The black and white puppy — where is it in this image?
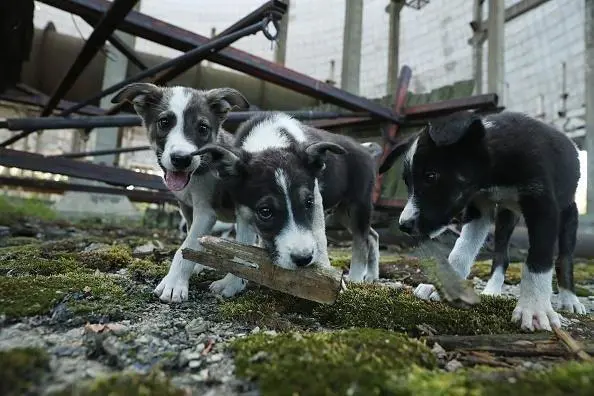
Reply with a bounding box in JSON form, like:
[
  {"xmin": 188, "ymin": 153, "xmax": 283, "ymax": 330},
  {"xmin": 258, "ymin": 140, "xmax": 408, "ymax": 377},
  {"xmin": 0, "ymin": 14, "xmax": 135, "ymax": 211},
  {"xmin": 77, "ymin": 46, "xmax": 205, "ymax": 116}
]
[
  {"xmin": 111, "ymin": 83, "xmax": 254, "ymax": 302},
  {"xmin": 379, "ymin": 110, "xmax": 586, "ymax": 332},
  {"xmin": 195, "ymin": 112, "xmax": 380, "ymax": 295}
]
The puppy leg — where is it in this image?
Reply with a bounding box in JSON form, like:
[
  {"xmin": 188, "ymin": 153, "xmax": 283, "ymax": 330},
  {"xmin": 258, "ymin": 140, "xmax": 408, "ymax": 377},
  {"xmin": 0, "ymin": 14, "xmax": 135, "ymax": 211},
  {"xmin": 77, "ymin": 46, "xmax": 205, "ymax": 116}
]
[
  {"xmin": 414, "ymin": 204, "xmax": 491, "ymax": 301},
  {"xmin": 340, "ymin": 203, "xmax": 372, "ymax": 282},
  {"xmin": 154, "ymin": 206, "xmax": 216, "ymax": 303},
  {"xmin": 312, "ymin": 179, "xmax": 331, "ymax": 267},
  {"xmin": 482, "ymin": 207, "xmax": 519, "ymax": 296},
  {"xmin": 365, "ymin": 226, "xmax": 380, "ymax": 282},
  {"xmin": 210, "ymin": 213, "xmax": 257, "ymax": 298},
  {"xmin": 555, "ymin": 202, "xmax": 586, "ymax": 314},
  {"xmin": 511, "ymin": 196, "xmax": 560, "ymax": 331}
]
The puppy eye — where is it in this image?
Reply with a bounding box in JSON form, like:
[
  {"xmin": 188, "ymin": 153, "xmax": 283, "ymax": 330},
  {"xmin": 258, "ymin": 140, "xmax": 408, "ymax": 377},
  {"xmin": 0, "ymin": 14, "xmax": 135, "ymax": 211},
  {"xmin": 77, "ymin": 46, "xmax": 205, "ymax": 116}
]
[
  {"xmin": 257, "ymin": 207, "xmax": 273, "ymax": 220},
  {"xmin": 157, "ymin": 117, "xmax": 170, "ymax": 130},
  {"xmin": 304, "ymin": 196, "xmax": 314, "ymax": 209},
  {"xmin": 424, "ymin": 171, "xmax": 439, "ymax": 183},
  {"xmin": 198, "ymin": 123, "xmax": 210, "ymax": 135}
]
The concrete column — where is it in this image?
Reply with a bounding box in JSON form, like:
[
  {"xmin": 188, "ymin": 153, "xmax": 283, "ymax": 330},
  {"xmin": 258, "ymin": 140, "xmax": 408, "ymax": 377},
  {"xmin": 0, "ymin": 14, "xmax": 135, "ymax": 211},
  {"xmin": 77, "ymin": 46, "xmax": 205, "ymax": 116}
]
[
  {"xmin": 386, "ymin": 0, "xmax": 404, "ymax": 96},
  {"xmin": 470, "ymin": 0, "xmax": 486, "ymax": 94},
  {"xmin": 585, "ymin": 0, "xmax": 594, "ymax": 215},
  {"xmin": 340, "ymin": 0, "xmax": 363, "ymax": 94},
  {"xmin": 487, "ymin": 0, "xmax": 505, "ymax": 104},
  {"xmin": 274, "ymin": 0, "xmax": 290, "ymax": 65}
]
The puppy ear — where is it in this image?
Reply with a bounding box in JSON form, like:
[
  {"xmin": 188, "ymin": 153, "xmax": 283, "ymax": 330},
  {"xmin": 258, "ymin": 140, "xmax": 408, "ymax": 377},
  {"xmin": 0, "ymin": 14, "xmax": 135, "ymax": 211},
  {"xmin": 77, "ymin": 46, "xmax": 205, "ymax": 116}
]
[
  {"xmin": 205, "ymin": 88, "xmax": 250, "ymax": 121},
  {"xmin": 111, "ymin": 83, "xmax": 161, "ymax": 111},
  {"xmin": 194, "ymin": 143, "xmax": 246, "ymax": 178},
  {"xmin": 303, "ymin": 142, "xmax": 347, "ymax": 174},
  {"xmin": 378, "ymin": 133, "xmax": 418, "ymax": 174},
  {"xmin": 428, "ymin": 114, "xmax": 486, "ymax": 147}
]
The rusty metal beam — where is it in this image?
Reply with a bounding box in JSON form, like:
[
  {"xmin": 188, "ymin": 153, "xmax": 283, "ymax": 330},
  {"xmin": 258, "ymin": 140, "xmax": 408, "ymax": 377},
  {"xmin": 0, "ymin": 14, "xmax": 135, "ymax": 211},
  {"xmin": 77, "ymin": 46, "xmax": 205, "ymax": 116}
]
[
  {"xmin": 82, "ymin": 15, "xmax": 148, "ymax": 71},
  {"xmin": 0, "ymin": 90, "xmax": 106, "ymax": 116},
  {"xmin": 0, "ymin": 111, "xmax": 370, "ymax": 131},
  {"xmin": 37, "ymin": 0, "xmax": 400, "ymax": 123},
  {"xmin": 0, "ymin": 147, "xmax": 166, "ymax": 190},
  {"xmin": 403, "ymin": 93, "xmax": 499, "ymax": 121},
  {"xmin": 49, "ymin": 145, "xmax": 152, "ymax": 158},
  {"xmin": 40, "ymin": 0, "xmax": 138, "ymax": 117},
  {"xmin": 60, "ymin": 16, "xmax": 277, "ymax": 117},
  {"xmin": 0, "ymin": 0, "xmax": 139, "ymax": 148},
  {"xmin": 0, "ymin": 176, "xmax": 174, "ymax": 203}
]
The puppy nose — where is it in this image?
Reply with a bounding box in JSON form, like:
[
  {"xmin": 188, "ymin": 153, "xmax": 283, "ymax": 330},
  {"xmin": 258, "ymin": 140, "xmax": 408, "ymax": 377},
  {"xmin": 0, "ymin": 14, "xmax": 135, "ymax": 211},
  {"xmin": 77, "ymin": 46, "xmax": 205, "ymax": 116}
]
[
  {"xmin": 291, "ymin": 253, "xmax": 313, "ymax": 267},
  {"xmin": 399, "ymin": 219, "xmax": 415, "ymax": 234},
  {"xmin": 170, "ymin": 153, "xmax": 192, "ymax": 169}
]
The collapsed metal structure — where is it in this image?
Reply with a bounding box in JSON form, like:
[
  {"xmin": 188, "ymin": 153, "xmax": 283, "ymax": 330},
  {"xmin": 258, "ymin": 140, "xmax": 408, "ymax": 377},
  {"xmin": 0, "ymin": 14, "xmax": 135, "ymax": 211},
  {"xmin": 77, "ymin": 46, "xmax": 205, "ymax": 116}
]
[{"xmin": 0, "ymin": 0, "xmax": 500, "ymax": 209}]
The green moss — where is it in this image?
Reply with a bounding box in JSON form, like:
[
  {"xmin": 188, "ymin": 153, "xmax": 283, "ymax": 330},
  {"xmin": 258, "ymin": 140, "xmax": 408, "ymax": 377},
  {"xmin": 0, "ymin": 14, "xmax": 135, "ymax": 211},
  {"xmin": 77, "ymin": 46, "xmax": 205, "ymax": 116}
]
[
  {"xmin": 0, "ymin": 196, "xmax": 57, "ymax": 225},
  {"xmin": 314, "ymin": 284, "xmax": 518, "ymax": 335},
  {"xmin": 472, "ymin": 261, "xmax": 594, "ymax": 287},
  {"xmin": 50, "ymin": 370, "xmax": 185, "ymax": 396},
  {"xmin": 575, "ymin": 286, "xmax": 592, "ymax": 297},
  {"xmin": 77, "ymin": 245, "xmax": 134, "ymax": 272},
  {"xmin": 232, "ymin": 328, "xmax": 437, "ymax": 396},
  {"xmin": 220, "ymin": 284, "xmax": 517, "ymax": 335},
  {"xmin": 0, "ymin": 242, "xmax": 140, "ymax": 277},
  {"xmin": 219, "ymin": 289, "xmax": 319, "ymax": 331},
  {"xmin": 0, "ymin": 347, "xmax": 50, "ymax": 396},
  {"xmin": 387, "ymin": 361, "xmax": 594, "ymax": 396},
  {"xmin": 0, "ymin": 236, "xmax": 41, "ymax": 248},
  {"xmin": 0, "ymin": 273, "xmax": 151, "ymax": 320}
]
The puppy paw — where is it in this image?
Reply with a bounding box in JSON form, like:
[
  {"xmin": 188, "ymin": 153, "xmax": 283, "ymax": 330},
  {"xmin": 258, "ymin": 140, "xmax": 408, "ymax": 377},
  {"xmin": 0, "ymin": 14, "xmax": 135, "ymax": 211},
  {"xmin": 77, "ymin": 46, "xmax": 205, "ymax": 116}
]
[
  {"xmin": 511, "ymin": 300, "xmax": 561, "ymax": 332},
  {"xmin": 154, "ymin": 275, "xmax": 189, "ymax": 303},
  {"xmin": 414, "ymin": 283, "xmax": 441, "ymax": 301},
  {"xmin": 480, "ymin": 285, "xmax": 502, "ymax": 296},
  {"xmin": 362, "ymin": 272, "xmax": 378, "ymax": 283},
  {"xmin": 209, "ymin": 274, "xmax": 247, "ymax": 298},
  {"xmin": 345, "ymin": 269, "xmax": 366, "ymax": 283},
  {"xmin": 557, "ymin": 289, "xmax": 587, "ymax": 315}
]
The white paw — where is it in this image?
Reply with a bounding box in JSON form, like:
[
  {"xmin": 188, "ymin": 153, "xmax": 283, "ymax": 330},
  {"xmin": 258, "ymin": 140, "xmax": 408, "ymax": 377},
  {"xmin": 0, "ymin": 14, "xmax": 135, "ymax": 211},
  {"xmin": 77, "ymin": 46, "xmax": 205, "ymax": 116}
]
[
  {"xmin": 511, "ymin": 299, "xmax": 561, "ymax": 332},
  {"xmin": 414, "ymin": 283, "xmax": 441, "ymax": 301},
  {"xmin": 209, "ymin": 274, "xmax": 247, "ymax": 298},
  {"xmin": 557, "ymin": 289, "xmax": 587, "ymax": 315},
  {"xmin": 345, "ymin": 267, "xmax": 366, "ymax": 283},
  {"xmin": 193, "ymin": 263, "xmax": 206, "ymax": 274},
  {"xmin": 362, "ymin": 272, "xmax": 378, "ymax": 283},
  {"xmin": 480, "ymin": 284, "xmax": 502, "ymax": 296},
  {"xmin": 154, "ymin": 275, "xmax": 189, "ymax": 303}
]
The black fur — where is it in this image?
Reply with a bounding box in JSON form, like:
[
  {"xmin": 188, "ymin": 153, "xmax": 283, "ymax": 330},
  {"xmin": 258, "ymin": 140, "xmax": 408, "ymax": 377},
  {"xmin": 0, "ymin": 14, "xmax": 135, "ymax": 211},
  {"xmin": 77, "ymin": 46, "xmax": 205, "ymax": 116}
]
[{"xmin": 380, "ymin": 110, "xmax": 583, "ymax": 320}]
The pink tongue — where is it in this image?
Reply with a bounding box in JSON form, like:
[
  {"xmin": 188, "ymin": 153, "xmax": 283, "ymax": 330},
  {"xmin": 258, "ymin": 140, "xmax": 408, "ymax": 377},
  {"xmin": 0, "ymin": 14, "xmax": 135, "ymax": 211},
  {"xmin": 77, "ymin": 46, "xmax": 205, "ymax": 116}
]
[{"xmin": 165, "ymin": 171, "xmax": 190, "ymax": 191}]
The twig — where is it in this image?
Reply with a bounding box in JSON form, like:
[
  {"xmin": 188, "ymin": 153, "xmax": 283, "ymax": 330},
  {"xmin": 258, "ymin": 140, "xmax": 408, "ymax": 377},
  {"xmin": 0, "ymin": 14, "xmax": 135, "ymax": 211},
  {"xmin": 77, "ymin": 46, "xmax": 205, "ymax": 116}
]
[
  {"xmin": 182, "ymin": 236, "xmax": 344, "ymax": 304},
  {"xmin": 552, "ymin": 325, "xmax": 593, "ymax": 362}
]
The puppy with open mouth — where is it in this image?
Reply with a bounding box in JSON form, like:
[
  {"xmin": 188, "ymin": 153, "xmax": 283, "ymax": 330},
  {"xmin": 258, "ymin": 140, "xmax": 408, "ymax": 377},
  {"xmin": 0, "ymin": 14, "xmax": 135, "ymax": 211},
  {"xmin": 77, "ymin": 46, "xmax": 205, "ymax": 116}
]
[
  {"xmin": 379, "ymin": 110, "xmax": 587, "ymax": 331},
  {"xmin": 111, "ymin": 83, "xmax": 255, "ymax": 302},
  {"xmin": 194, "ymin": 112, "xmax": 381, "ymax": 296}
]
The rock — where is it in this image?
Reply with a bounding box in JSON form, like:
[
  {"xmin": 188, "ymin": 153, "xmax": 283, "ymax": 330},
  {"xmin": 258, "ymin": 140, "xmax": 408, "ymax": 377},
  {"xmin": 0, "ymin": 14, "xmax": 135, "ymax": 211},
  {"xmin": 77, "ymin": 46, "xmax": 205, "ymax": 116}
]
[
  {"xmin": 133, "ymin": 241, "xmax": 163, "ymax": 257},
  {"xmin": 431, "ymin": 342, "xmax": 447, "ymax": 359},
  {"xmin": 189, "ymin": 360, "xmax": 202, "ymax": 370},
  {"xmin": 207, "ymin": 353, "xmax": 223, "ymax": 363},
  {"xmin": 187, "ymin": 318, "xmax": 211, "ymax": 335},
  {"xmin": 445, "ymin": 359, "xmax": 463, "ymax": 372},
  {"xmin": 83, "ymin": 242, "xmax": 111, "ymax": 253},
  {"xmin": 0, "ymin": 226, "xmax": 11, "ymax": 237}
]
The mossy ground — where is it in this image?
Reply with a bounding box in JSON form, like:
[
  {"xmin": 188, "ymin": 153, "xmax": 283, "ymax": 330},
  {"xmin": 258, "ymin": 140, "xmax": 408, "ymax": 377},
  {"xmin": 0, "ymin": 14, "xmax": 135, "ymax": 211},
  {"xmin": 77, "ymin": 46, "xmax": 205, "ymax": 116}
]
[
  {"xmin": 232, "ymin": 329, "xmax": 594, "ymax": 396},
  {"xmin": 232, "ymin": 328, "xmax": 438, "ymax": 396},
  {"xmin": 0, "ymin": 195, "xmax": 57, "ymax": 226},
  {"xmin": 0, "ymin": 347, "xmax": 50, "ymax": 396},
  {"xmin": 49, "ymin": 370, "xmax": 186, "ymax": 396},
  {"xmin": 1, "ymin": 200, "xmax": 593, "ymax": 395},
  {"xmin": 220, "ymin": 283, "xmax": 519, "ymax": 335}
]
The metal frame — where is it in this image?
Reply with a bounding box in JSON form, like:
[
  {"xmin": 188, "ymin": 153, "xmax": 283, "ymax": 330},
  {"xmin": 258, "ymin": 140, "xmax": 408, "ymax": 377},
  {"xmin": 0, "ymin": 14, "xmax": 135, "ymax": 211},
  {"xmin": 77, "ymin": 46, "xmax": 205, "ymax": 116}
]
[{"xmin": 0, "ymin": 0, "xmax": 500, "ymax": 212}]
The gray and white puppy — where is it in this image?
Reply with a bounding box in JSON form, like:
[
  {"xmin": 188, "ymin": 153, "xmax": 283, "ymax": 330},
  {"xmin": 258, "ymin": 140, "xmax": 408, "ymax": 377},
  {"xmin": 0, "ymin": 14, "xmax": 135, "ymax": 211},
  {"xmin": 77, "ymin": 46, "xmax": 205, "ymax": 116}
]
[
  {"xmin": 195, "ymin": 112, "xmax": 381, "ymax": 296},
  {"xmin": 112, "ymin": 83, "xmax": 254, "ymax": 302}
]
